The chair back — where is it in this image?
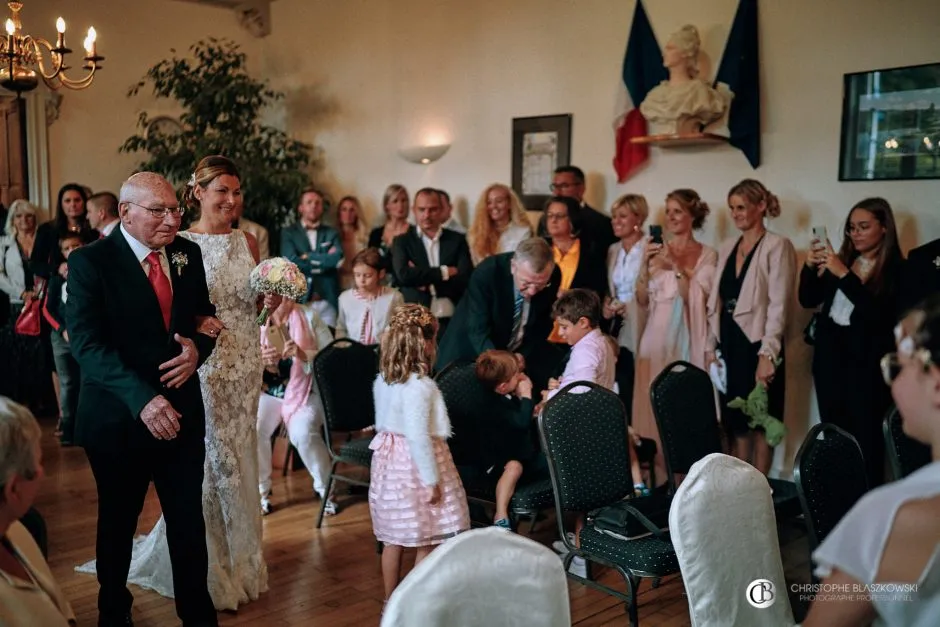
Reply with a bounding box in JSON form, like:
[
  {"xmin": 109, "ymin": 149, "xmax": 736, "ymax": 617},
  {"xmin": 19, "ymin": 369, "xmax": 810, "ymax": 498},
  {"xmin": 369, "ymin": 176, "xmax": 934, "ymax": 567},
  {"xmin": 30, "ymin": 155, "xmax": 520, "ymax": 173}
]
[
  {"xmin": 793, "ymin": 423, "xmax": 868, "ymax": 551},
  {"xmin": 538, "ymin": 382, "xmax": 633, "ymax": 513},
  {"xmin": 650, "ymin": 361, "xmax": 723, "ymax": 489},
  {"xmin": 380, "ymin": 527, "xmax": 571, "ymax": 627},
  {"xmin": 669, "ymin": 453, "xmax": 795, "ymax": 627},
  {"xmin": 883, "ymin": 405, "xmax": 931, "ymax": 481},
  {"xmin": 434, "ymin": 360, "xmax": 490, "ymax": 467},
  {"xmin": 314, "ymin": 338, "xmax": 378, "ymax": 436}
]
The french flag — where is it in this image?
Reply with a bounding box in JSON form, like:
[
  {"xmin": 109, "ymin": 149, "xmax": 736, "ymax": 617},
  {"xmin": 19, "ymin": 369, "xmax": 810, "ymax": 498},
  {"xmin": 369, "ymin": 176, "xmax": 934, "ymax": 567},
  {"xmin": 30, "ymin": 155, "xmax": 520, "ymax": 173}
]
[{"xmin": 612, "ymin": 0, "xmax": 667, "ymax": 183}]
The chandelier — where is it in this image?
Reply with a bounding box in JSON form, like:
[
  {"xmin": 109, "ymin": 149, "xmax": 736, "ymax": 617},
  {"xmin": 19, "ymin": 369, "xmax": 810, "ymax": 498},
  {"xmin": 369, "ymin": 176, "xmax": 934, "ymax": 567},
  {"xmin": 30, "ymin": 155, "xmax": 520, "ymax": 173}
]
[{"xmin": 0, "ymin": 1, "xmax": 103, "ymax": 94}]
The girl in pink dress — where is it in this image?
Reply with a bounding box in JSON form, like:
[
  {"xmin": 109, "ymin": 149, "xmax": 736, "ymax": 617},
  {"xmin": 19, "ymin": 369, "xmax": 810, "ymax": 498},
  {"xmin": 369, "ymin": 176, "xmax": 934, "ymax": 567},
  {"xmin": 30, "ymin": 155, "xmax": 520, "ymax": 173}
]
[{"xmin": 369, "ymin": 304, "xmax": 470, "ymax": 600}]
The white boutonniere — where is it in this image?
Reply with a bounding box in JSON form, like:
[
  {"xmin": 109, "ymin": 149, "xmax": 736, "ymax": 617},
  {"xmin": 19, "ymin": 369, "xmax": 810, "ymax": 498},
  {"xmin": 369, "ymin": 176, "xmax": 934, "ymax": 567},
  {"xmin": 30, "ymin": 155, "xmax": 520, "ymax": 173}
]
[
  {"xmin": 171, "ymin": 251, "xmax": 188, "ymax": 276},
  {"xmin": 933, "ymin": 256, "xmax": 940, "ymax": 269}
]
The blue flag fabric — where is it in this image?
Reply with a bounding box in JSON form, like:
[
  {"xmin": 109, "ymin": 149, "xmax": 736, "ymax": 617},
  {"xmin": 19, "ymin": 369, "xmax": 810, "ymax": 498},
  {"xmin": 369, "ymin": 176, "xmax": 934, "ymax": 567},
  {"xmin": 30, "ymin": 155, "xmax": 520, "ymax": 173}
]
[{"xmin": 715, "ymin": 0, "xmax": 761, "ymax": 169}]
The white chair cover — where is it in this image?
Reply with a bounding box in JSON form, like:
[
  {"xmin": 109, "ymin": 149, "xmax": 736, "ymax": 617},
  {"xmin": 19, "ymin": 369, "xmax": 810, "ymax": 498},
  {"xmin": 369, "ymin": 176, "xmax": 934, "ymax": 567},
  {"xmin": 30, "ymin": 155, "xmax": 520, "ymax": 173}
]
[
  {"xmin": 380, "ymin": 528, "xmax": 571, "ymax": 627},
  {"xmin": 669, "ymin": 453, "xmax": 796, "ymax": 627}
]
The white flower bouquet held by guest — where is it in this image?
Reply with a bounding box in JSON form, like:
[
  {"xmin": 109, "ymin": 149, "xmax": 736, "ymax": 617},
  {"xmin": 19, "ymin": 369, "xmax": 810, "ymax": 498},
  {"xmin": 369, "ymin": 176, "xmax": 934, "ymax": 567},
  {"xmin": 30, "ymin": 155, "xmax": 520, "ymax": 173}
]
[{"xmin": 250, "ymin": 257, "xmax": 307, "ymax": 325}]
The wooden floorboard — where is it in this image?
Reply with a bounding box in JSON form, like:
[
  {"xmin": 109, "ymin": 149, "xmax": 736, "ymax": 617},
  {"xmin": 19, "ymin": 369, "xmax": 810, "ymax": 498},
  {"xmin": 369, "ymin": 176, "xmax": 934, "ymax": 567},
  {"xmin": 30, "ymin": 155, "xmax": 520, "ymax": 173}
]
[{"xmin": 32, "ymin": 416, "xmax": 810, "ymax": 626}]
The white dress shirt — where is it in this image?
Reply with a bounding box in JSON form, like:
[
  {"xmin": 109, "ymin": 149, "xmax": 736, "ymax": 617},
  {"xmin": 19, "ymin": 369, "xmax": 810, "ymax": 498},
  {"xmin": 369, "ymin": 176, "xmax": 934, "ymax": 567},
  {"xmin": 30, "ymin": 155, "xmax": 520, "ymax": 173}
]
[
  {"xmin": 120, "ymin": 224, "xmax": 172, "ymax": 293},
  {"xmin": 100, "ymin": 220, "xmax": 119, "ymax": 237},
  {"xmin": 417, "ymin": 226, "xmax": 455, "ymax": 318}
]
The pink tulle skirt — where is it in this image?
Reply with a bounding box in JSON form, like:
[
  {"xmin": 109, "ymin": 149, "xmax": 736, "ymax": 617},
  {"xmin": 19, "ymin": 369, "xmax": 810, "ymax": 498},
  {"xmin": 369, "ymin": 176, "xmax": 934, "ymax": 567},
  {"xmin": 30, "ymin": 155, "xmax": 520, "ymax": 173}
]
[{"xmin": 368, "ymin": 431, "xmax": 470, "ymax": 547}]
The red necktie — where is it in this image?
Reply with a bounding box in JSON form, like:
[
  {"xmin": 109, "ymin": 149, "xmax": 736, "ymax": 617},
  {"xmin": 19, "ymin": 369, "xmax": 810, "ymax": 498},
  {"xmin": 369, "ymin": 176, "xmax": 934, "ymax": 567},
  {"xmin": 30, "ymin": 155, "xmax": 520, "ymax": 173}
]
[{"xmin": 146, "ymin": 251, "xmax": 172, "ymax": 330}]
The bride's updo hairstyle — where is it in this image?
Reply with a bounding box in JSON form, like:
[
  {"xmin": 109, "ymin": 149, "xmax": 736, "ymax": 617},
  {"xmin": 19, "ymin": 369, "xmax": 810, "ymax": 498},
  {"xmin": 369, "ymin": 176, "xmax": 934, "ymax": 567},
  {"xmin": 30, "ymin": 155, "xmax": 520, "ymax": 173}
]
[
  {"xmin": 182, "ymin": 155, "xmax": 241, "ymax": 212},
  {"xmin": 379, "ymin": 304, "xmax": 438, "ymax": 384}
]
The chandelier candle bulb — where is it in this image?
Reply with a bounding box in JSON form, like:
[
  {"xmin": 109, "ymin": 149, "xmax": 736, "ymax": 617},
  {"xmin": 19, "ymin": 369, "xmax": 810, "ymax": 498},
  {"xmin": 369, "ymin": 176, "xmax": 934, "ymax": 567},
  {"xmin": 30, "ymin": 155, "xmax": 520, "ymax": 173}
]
[
  {"xmin": 55, "ymin": 17, "xmax": 64, "ymax": 49},
  {"xmin": 83, "ymin": 27, "xmax": 96, "ymax": 57}
]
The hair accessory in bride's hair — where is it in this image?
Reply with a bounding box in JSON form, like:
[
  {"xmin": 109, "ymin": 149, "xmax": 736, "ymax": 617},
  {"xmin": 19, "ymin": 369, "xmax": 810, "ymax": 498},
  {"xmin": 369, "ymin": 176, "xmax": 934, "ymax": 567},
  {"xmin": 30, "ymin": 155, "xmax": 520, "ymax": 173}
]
[
  {"xmin": 187, "ymin": 173, "xmax": 197, "ymax": 188},
  {"xmin": 389, "ymin": 304, "xmax": 436, "ymax": 332}
]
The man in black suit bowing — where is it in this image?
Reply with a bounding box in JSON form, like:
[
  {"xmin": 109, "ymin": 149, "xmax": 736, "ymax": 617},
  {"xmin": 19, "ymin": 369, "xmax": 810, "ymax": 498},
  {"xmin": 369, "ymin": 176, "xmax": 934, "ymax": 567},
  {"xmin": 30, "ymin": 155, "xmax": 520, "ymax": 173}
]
[
  {"xmin": 66, "ymin": 173, "xmax": 218, "ymax": 627},
  {"xmin": 900, "ymin": 238, "xmax": 940, "ymax": 314},
  {"xmin": 436, "ymin": 237, "xmax": 562, "ymax": 390},
  {"xmin": 391, "ymin": 188, "xmax": 473, "ymax": 338}
]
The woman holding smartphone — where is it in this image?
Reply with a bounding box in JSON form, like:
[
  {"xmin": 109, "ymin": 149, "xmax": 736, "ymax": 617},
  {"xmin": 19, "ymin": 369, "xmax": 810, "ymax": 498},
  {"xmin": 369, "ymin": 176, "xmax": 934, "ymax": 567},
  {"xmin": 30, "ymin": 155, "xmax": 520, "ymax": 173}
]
[
  {"xmin": 706, "ymin": 180, "xmax": 796, "ymax": 475},
  {"xmin": 633, "ymin": 189, "xmax": 716, "ymax": 486},
  {"xmin": 799, "ymin": 197, "xmax": 904, "ymax": 488},
  {"xmin": 604, "ymin": 194, "xmax": 650, "ymax": 416}
]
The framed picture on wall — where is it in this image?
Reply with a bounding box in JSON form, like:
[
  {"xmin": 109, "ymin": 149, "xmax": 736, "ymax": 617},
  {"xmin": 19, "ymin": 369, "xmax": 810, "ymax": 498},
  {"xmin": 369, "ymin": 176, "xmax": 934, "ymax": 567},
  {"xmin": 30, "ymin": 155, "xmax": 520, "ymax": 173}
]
[
  {"xmin": 511, "ymin": 114, "xmax": 572, "ymax": 211},
  {"xmin": 839, "ymin": 61, "xmax": 940, "ymax": 181}
]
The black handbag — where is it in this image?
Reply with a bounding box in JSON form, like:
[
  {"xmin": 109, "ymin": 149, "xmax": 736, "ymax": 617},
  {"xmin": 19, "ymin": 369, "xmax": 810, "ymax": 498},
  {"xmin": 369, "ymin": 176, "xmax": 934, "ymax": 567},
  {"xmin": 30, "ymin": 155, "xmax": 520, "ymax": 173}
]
[{"xmin": 588, "ymin": 497, "xmax": 670, "ymax": 541}]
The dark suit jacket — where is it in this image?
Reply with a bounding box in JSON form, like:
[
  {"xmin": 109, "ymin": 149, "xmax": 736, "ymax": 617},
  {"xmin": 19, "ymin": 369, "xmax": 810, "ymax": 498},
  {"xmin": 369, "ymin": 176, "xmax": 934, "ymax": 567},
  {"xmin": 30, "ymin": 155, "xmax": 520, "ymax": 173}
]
[
  {"xmin": 66, "ymin": 230, "xmax": 217, "ymax": 450},
  {"xmin": 537, "ymin": 202, "xmax": 616, "ymax": 248},
  {"xmin": 436, "ymin": 252, "xmax": 561, "ymax": 370},
  {"xmin": 473, "ymin": 393, "xmax": 538, "ymax": 472},
  {"xmin": 900, "ymin": 239, "xmax": 940, "ymax": 314},
  {"xmin": 391, "ymin": 226, "xmax": 473, "ymax": 308},
  {"xmin": 280, "ymin": 222, "xmax": 342, "ymax": 309}
]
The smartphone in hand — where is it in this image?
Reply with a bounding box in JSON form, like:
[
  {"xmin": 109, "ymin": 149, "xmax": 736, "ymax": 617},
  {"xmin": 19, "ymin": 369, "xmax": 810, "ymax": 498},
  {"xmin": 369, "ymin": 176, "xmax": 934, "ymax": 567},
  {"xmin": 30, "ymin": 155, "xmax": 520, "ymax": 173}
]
[
  {"xmin": 649, "ymin": 224, "xmax": 664, "ymax": 245},
  {"xmin": 811, "ymin": 226, "xmax": 827, "ymax": 249}
]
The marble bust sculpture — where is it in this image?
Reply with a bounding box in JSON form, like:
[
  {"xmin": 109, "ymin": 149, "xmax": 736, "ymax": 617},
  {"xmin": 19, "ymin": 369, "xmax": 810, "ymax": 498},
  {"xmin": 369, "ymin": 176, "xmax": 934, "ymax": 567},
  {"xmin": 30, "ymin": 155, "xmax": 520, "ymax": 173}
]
[{"xmin": 639, "ymin": 25, "xmax": 733, "ymax": 136}]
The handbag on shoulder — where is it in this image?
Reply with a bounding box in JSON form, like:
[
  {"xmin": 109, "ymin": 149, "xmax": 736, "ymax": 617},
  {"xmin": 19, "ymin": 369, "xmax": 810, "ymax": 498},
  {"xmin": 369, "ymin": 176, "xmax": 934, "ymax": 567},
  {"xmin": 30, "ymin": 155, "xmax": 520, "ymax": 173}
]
[{"xmin": 14, "ymin": 278, "xmax": 47, "ymax": 337}]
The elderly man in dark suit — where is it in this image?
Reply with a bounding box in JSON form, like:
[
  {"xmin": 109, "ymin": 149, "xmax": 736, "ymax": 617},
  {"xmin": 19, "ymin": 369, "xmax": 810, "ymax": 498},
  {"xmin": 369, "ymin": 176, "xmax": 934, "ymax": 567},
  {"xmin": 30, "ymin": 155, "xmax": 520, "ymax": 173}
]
[
  {"xmin": 280, "ymin": 187, "xmax": 343, "ymax": 327},
  {"xmin": 391, "ymin": 188, "xmax": 473, "ymax": 338},
  {"xmin": 66, "ymin": 172, "xmax": 218, "ymax": 627},
  {"xmin": 436, "ymin": 237, "xmax": 562, "ymax": 390}
]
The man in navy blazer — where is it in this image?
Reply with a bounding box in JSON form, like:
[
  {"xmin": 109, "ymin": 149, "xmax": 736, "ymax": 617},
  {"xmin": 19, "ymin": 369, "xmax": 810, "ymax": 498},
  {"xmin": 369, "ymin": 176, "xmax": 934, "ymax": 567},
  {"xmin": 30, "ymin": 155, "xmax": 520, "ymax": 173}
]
[{"xmin": 280, "ymin": 187, "xmax": 342, "ymax": 327}]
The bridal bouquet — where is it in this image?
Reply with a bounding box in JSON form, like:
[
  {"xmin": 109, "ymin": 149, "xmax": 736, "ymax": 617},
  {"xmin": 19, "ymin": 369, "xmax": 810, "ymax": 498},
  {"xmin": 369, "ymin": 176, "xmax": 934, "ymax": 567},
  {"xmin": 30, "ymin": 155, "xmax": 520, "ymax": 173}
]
[
  {"xmin": 726, "ymin": 383, "xmax": 787, "ymax": 447},
  {"xmin": 249, "ymin": 257, "xmax": 307, "ymax": 325}
]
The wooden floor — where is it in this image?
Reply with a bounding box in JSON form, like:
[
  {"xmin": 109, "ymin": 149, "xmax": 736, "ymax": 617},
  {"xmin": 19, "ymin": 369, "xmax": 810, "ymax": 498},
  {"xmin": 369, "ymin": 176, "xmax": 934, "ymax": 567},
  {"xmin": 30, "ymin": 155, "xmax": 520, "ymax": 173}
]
[{"xmin": 34, "ymin": 416, "xmax": 811, "ymax": 626}]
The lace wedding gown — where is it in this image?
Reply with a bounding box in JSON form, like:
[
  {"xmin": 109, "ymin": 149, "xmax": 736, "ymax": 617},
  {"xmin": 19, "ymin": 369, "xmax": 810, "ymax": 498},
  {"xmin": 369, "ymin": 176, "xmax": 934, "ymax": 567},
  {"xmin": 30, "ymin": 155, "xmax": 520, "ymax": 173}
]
[{"xmin": 77, "ymin": 230, "xmax": 268, "ymax": 610}]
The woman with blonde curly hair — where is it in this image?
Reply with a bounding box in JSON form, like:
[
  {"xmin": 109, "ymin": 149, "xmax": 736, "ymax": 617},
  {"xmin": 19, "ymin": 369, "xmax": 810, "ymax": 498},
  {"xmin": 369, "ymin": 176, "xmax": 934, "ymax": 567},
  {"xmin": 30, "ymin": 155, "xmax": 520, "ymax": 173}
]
[
  {"xmin": 369, "ymin": 304, "xmax": 469, "ymax": 599},
  {"xmin": 467, "ymin": 184, "xmax": 532, "ymax": 266}
]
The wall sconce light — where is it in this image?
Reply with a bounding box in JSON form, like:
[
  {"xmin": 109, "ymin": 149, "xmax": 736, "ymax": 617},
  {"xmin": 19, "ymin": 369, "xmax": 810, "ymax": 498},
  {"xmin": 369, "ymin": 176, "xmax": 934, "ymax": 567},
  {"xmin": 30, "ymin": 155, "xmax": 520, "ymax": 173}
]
[{"xmin": 398, "ymin": 144, "xmax": 450, "ymax": 165}]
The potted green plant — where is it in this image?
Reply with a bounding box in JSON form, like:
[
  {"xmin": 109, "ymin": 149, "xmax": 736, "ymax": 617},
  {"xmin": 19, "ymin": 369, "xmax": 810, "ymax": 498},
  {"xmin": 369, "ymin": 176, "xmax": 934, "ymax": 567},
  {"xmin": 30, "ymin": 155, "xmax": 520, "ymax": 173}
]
[{"xmin": 120, "ymin": 37, "xmax": 318, "ymax": 248}]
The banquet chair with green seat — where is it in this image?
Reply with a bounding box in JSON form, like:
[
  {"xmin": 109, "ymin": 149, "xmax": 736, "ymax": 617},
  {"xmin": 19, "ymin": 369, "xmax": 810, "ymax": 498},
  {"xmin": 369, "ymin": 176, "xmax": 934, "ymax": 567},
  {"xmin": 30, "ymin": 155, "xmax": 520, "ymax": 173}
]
[
  {"xmin": 650, "ymin": 360, "xmax": 802, "ymax": 520},
  {"xmin": 538, "ymin": 381, "xmax": 679, "ymax": 627},
  {"xmin": 313, "ymin": 338, "xmax": 379, "ymax": 528},
  {"xmin": 435, "ymin": 360, "xmax": 554, "ymax": 532},
  {"xmin": 883, "ymin": 405, "xmax": 931, "ymax": 481}
]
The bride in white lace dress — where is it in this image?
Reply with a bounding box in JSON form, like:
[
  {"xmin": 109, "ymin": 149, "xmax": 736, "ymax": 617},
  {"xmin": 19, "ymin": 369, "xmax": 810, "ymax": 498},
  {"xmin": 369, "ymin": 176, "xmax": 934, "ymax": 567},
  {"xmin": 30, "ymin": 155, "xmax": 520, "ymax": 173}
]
[{"xmin": 79, "ymin": 156, "xmax": 274, "ymax": 610}]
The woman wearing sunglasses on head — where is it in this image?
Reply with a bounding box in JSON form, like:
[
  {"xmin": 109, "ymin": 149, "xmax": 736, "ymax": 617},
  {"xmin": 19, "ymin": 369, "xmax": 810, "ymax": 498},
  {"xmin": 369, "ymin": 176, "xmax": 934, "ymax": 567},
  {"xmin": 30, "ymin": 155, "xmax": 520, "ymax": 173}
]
[{"xmin": 803, "ymin": 294, "xmax": 940, "ymax": 627}]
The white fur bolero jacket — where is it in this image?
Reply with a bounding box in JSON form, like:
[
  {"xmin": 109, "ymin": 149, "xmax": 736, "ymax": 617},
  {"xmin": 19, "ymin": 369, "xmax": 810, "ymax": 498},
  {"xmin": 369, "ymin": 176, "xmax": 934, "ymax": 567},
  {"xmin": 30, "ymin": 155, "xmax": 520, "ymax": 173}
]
[{"xmin": 373, "ymin": 373, "xmax": 452, "ymax": 485}]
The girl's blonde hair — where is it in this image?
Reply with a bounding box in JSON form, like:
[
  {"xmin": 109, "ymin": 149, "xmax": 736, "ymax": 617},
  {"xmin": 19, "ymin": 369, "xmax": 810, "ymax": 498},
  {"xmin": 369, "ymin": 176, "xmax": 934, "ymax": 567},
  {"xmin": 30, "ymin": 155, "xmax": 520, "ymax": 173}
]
[
  {"xmin": 379, "ymin": 304, "xmax": 438, "ymax": 384},
  {"xmin": 468, "ymin": 183, "xmax": 531, "ymax": 262}
]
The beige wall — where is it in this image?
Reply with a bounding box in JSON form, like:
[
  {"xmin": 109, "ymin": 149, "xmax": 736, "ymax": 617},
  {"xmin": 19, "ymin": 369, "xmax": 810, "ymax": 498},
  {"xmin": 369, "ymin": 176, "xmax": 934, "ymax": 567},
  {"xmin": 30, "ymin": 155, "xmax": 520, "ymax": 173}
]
[
  {"xmin": 27, "ymin": 0, "xmax": 257, "ymax": 197},
  {"xmin": 27, "ymin": 0, "xmax": 940, "ymax": 473}
]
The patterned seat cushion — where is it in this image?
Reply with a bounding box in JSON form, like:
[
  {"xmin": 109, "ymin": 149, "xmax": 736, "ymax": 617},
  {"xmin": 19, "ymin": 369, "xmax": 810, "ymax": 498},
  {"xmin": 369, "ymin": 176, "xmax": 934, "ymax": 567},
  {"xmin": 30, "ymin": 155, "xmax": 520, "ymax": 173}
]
[
  {"xmin": 579, "ymin": 525, "xmax": 680, "ymax": 577},
  {"xmin": 339, "ymin": 437, "xmax": 373, "ymax": 467},
  {"xmin": 462, "ymin": 474, "xmax": 554, "ymax": 512}
]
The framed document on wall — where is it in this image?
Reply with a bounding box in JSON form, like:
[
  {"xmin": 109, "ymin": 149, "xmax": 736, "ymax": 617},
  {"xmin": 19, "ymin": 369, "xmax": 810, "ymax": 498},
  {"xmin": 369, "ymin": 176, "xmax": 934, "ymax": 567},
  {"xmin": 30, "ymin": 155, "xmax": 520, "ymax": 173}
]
[{"xmin": 511, "ymin": 114, "xmax": 572, "ymax": 211}]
